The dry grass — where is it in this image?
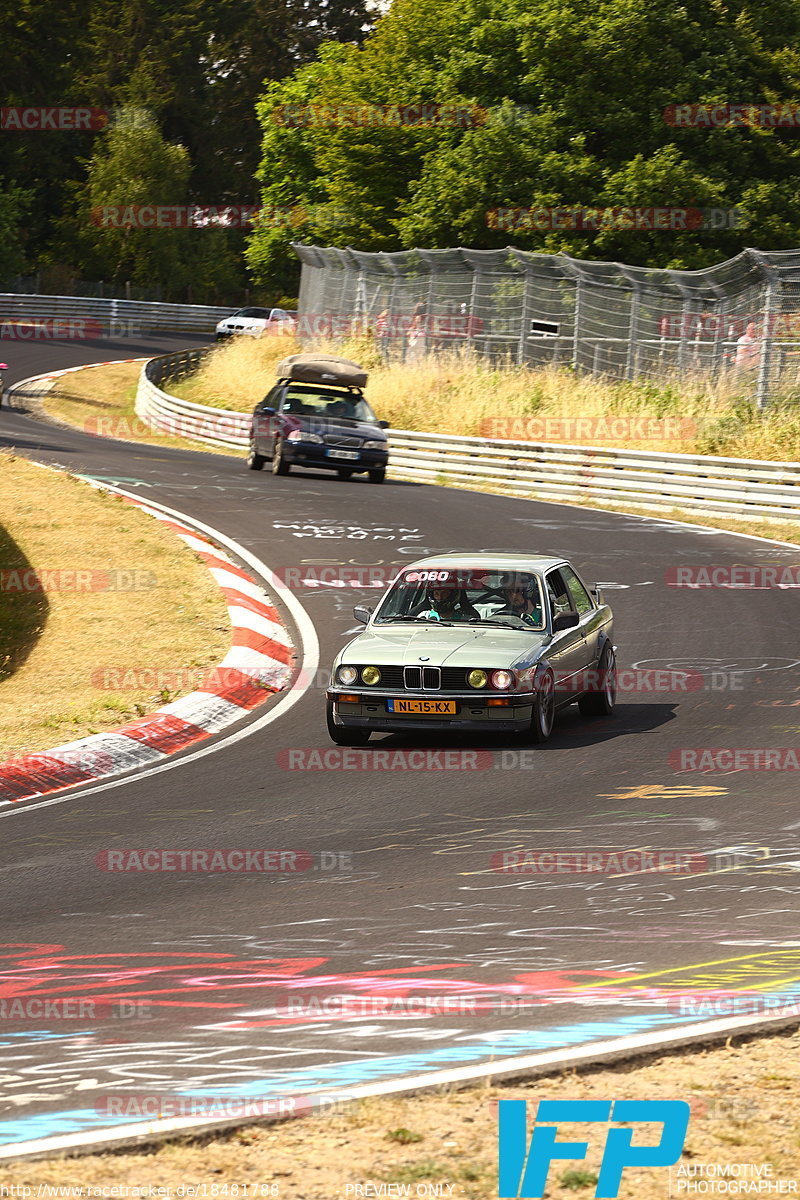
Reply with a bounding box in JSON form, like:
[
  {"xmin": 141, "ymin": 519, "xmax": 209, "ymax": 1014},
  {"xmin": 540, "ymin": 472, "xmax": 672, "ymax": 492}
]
[
  {"xmin": 0, "ymin": 453, "xmax": 230, "ymax": 759},
  {"xmin": 170, "ymin": 334, "xmax": 800, "ymax": 461},
  {"xmin": 42, "ymin": 360, "xmax": 241, "ymax": 457},
  {"xmin": 2, "ymin": 1025, "xmax": 799, "ymax": 1197}
]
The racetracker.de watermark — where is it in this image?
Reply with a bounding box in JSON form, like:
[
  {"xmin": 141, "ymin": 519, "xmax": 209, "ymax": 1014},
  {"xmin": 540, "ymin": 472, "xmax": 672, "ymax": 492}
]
[
  {"xmin": 666, "ymin": 991, "xmax": 800, "ymax": 1018},
  {"xmin": 89, "ymin": 204, "xmax": 349, "ymax": 229},
  {"xmin": 665, "ymin": 565, "xmax": 800, "ymax": 588},
  {"xmin": 94, "ymin": 849, "xmax": 352, "ymax": 872},
  {"xmin": 671, "ymin": 749, "xmax": 800, "ymax": 771},
  {"xmin": 665, "ymin": 102, "xmax": 800, "ymax": 127},
  {"xmin": 90, "ymin": 666, "xmax": 278, "ymax": 691},
  {"xmin": 1, "ymin": 319, "xmax": 108, "ymax": 341},
  {"xmin": 1, "ymin": 106, "xmax": 109, "ymax": 131},
  {"xmin": 0, "ymin": 998, "xmax": 152, "ymax": 1020},
  {"xmin": 486, "ymin": 206, "xmax": 744, "ymax": 232},
  {"xmin": 268, "ymin": 102, "xmax": 532, "ymax": 128},
  {"xmin": 94, "ymin": 1092, "xmax": 349, "ymax": 1119},
  {"xmin": 0, "ymin": 568, "xmax": 157, "ymax": 592},
  {"xmin": 480, "ymin": 416, "xmax": 697, "ymax": 442},
  {"xmin": 83, "ymin": 413, "xmax": 247, "ymax": 440},
  {"xmin": 491, "ymin": 849, "xmax": 709, "ymax": 874},
  {"xmin": 312, "ymin": 666, "xmax": 744, "ymax": 692}
]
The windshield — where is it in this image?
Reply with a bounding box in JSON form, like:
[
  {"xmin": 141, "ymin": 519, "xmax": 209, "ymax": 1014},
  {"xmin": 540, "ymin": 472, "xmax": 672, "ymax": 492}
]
[
  {"xmin": 374, "ymin": 568, "xmax": 546, "ymax": 630},
  {"xmin": 281, "ymin": 388, "xmax": 379, "ymax": 424}
]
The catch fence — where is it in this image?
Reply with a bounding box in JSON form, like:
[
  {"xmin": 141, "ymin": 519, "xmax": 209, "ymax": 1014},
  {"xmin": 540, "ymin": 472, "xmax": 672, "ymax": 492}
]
[{"xmin": 293, "ymin": 244, "xmax": 800, "ymax": 407}]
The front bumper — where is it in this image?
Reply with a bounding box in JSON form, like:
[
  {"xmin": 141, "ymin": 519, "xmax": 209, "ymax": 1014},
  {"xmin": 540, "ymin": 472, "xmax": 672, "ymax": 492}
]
[
  {"xmin": 284, "ymin": 445, "xmax": 389, "ymax": 471},
  {"xmin": 327, "ymin": 690, "xmax": 534, "ymax": 733}
]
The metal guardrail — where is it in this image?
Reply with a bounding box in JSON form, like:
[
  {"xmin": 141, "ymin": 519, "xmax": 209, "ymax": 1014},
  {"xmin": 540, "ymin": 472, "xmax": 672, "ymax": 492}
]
[
  {"xmin": 136, "ymin": 350, "xmax": 800, "ymax": 520},
  {"xmin": 0, "ymin": 292, "xmax": 234, "ymax": 335}
]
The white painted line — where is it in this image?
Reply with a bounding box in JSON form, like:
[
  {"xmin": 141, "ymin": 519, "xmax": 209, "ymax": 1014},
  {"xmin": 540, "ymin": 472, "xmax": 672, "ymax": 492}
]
[{"xmin": 2, "ymin": 1007, "xmax": 799, "ymax": 1163}]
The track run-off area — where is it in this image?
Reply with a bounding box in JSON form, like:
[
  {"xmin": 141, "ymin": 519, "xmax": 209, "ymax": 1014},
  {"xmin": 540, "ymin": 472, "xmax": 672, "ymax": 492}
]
[{"xmin": 0, "ymin": 333, "xmax": 799, "ymax": 1159}]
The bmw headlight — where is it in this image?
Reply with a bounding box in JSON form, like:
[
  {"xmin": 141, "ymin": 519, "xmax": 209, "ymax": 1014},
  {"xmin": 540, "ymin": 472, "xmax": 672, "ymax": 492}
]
[
  {"xmin": 338, "ymin": 665, "xmax": 358, "ymax": 685},
  {"xmin": 468, "ymin": 669, "xmax": 488, "ymax": 688},
  {"xmin": 491, "ymin": 669, "xmax": 514, "ymax": 690},
  {"xmin": 361, "ymin": 439, "xmax": 385, "ymax": 450},
  {"xmin": 361, "ymin": 666, "xmax": 381, "ymax": 685},
  {"xmin": 287, "ymin": 430, "xmax": 323, "ymax": 443}
]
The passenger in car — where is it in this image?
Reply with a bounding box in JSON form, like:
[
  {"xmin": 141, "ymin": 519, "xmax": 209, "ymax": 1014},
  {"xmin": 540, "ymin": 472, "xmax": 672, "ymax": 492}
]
[{"xmin": 497, "ymin": 580, "xmax": 544, "ymax": 626}]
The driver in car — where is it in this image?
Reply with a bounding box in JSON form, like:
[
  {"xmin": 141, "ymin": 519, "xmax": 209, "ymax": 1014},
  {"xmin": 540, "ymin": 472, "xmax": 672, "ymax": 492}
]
[
  {"xmin": 415, "ymin": 584, "xmax": 479, "ymax": 622},
  {"xmin": 497, "ymin": 579, "xmax": 543, "ymax": 626}
]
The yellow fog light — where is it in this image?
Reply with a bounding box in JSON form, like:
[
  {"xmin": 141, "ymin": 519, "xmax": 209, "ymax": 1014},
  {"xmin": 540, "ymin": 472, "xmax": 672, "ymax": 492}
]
[
  {"xmin": 468, "ymin": 669, "xmax": 488, "ymax": 688},
  {"xmin": 361, "ymin": 665, "xmax": 381, "ymax": 685}
]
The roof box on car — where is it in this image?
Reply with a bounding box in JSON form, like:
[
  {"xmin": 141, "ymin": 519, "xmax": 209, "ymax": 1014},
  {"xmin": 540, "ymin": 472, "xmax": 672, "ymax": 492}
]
[{"xmin": 276, "ymin": 352, "xmax": 368, "ymax": 389}]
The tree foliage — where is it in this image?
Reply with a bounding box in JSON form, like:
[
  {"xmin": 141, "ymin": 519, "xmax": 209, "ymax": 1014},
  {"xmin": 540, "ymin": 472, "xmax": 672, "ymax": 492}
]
[
  {"xmin": 0, "ymin": 0, "xmax": 370, "ymax": 295},
  {"xmin": 248, "ymin": 0, "xmax": 800, "ymax": 287}
]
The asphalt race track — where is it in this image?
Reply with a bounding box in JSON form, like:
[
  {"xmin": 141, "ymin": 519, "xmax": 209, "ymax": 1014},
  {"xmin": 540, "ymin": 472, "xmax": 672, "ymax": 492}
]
[{"xmin": 0, "ymin": 335, "xmax": 799, "ymax": 1154}]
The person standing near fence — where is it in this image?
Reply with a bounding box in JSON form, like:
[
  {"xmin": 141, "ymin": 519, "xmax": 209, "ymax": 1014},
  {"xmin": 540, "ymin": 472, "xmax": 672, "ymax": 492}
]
[
  {"xmin": 406, "ymin": 301, "xmax": 428, "ymax": 361},
  {"xmin": 735, "ymin": 320, "xmax": 761, "ymax": 369},
  {"xmin": 374, "ymin": 308, "xmax": 390, "ymax": 358}
]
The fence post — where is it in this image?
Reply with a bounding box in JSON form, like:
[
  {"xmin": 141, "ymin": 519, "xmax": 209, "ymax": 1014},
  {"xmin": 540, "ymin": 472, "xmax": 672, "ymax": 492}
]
[
  {"xmin": 517, "ymin": 269, "xmax": 532, "ymax": 366},
  {"xmin": 625, "ymin": 284, "xmax": 641, "ymax": 380},
  {"xmin": 572, "ymin": 276, "xmax": 582, "ymax": 370},
  {"xmin": 756, "ymin": 278, "xmax": 777, "ymax": 410}
]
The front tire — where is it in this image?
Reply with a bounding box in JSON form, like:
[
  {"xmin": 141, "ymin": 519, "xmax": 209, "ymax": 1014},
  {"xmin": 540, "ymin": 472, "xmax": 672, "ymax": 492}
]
[
  {"xmin": 247, "ymin": 440, "xmax": 265, "ymax": 471},
  {"xmin": 526, "ymin": 670, "xmax": 555, "ymax": 743},
  {"xmin": 578, "ymin": 645, "xmax": 617, "ymax": 716},
  {"xmin": 368, "ymin": 467, "xmax": 386, "ymax": 484},
  {"xmin": 326, "ymin": 701, "xmax": 371, "ymax": 746},
  {"xmin": 272, "ymin": 438, "xmax": 291, "ymax": 475}
]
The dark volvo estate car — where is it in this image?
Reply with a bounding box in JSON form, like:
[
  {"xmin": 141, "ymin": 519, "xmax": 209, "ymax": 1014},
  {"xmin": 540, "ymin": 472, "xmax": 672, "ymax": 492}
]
[{"xmin": 246, "ymin": 353, "xmax": 390, "ymax": 483}]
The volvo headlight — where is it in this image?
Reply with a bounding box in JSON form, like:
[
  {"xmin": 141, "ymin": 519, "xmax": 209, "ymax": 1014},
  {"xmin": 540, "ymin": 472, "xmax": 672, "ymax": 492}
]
[
  {"xmin": 362, "ymin": 439, "xmax": 385, "ymax": 450},
  {"xmin": 491, "ymin": 669, "xmax": 514, "ymax": 690},
  {"xmin": 468, "ymin": 669, "xmax": 488, "ymax": 688},
  {"xmin": 287, "ymin": 430, "xmax": 323, "ymax": 443},
  {"xmin": 338, "ymin": 665, "xmax": 358, "ymax": 685},
  {"xmin": 361, "ymin": 665, "xmax": 381, "ymax": 685}
]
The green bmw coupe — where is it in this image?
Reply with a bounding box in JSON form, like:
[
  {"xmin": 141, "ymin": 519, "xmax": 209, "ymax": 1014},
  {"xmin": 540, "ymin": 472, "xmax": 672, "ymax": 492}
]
[{"xmin": 326, "ymin": 552, "xmax": 616, "ymax": 745}]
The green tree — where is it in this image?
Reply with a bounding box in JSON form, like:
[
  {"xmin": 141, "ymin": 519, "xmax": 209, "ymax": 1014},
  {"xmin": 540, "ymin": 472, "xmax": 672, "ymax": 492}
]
[
  {"xmin": 0, "ymin": 183, "xmax": 31, "ymax": 282},
  {"xmin": 69, "ymin": 107, "xmax": 241, "ymax": 301}
]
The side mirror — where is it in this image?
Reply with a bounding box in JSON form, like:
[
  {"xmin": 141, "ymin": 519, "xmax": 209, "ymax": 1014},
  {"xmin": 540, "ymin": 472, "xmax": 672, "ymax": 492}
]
[
  {"xmin": 378, "ymin": 420, "xmax": 390, "ymax": 429},
  {"xmin": 353, "ymin": 604, "xmax": 374, "ymax": 624},
  {"xmin": 591, "ymin": 585, "xmax": 604, "ymax": 605},
  {"xmin": 258, "ymin": 406, "xmax": 276, "ymax": 416},
  {"xmin": 552, "ymin": 611, "xmax": 580, "ymax": 632}
]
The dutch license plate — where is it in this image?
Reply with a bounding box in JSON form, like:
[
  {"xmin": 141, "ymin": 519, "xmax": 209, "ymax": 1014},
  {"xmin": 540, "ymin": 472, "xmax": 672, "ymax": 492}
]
[
  {"xmin": 386, "ymin": 698, "xmax": 458, "ymax": 715},
  {"xmin": 327, "ymin": 449, "xmax": 360, "ymax": 460}
]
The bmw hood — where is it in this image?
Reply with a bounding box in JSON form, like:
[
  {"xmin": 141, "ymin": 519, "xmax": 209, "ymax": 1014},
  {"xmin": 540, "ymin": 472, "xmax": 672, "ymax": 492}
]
[{"xmin": 338, "ymin": 624, "xmax": 548, "ymax": 668}]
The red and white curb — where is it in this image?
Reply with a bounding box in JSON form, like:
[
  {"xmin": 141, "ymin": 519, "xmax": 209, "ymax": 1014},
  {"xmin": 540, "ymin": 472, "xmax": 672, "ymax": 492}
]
[{"xmin": 0, "ymin": 486, "xmax": 296, "ymax": 804}]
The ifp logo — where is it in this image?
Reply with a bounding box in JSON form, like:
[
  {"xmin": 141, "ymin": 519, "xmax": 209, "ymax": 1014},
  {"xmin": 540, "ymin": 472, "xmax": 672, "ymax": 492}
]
[{"xmin": 498, "ymin": 1099, "xmax": 690, "ymax": 1197}]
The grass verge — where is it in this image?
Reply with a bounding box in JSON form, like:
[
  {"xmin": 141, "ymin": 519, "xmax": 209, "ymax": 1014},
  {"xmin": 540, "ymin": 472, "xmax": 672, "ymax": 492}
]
[
  {"xmin": 1, "ymin": 1024, "xmax": 798, "ymax": 1196},
  {"xmin": 40, "ymin": 360, "xmax": 241, "ymax": 457},
  {"xmin": 170, "ymin": 334, "xmax": 800, "ymax": 461},
  {"xmin": 0, "ymin": 452, "xmax": 230, "ymax": 759}
]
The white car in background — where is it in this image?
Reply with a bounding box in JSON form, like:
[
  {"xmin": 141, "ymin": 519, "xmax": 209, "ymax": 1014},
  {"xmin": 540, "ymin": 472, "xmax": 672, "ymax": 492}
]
[{"xmin": 215, "ymin": 307, "xmax": 297, "ymax": 341}]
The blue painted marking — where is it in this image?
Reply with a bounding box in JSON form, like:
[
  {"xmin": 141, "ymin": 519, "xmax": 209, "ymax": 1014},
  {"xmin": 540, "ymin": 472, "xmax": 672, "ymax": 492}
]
[
  {"xmin": 3, "ymin": 1000, "xmax": 798, "ymax": 1147},
  {"xmin": 0, "ymin": 1010, "xmax": 693, "ymax": 1145}
]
